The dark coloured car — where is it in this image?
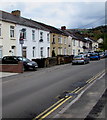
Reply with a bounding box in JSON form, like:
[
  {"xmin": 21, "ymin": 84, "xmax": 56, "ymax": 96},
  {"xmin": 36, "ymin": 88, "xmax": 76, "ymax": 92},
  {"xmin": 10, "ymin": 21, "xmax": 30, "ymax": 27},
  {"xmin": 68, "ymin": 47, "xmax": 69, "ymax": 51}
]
[
  {"xmin": 89, "ymin": 53, "xmax": 100, "ymax": 60},
  {"xmin": 2, "ymin": 56, "xmax": 38, "ymax": 71},
  {"xmin": 103, "ymin": 52, "xmax": 107, "ymax": 58}
]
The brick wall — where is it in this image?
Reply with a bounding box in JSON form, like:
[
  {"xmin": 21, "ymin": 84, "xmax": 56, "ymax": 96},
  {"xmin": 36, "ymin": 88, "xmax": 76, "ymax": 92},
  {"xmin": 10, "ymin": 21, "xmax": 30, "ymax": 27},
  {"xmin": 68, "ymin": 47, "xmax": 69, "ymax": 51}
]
[{"xmin": 0, "ymin": 62, "xmax": 23, "ymax": 73}]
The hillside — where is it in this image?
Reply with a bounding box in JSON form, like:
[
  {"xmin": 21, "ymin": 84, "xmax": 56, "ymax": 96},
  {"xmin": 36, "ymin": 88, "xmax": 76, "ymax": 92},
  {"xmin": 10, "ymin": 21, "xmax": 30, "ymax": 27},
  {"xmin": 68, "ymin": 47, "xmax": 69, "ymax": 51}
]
[{"xmin": 67, "ymin": 25, "xmax": 107, "ymax": 50}]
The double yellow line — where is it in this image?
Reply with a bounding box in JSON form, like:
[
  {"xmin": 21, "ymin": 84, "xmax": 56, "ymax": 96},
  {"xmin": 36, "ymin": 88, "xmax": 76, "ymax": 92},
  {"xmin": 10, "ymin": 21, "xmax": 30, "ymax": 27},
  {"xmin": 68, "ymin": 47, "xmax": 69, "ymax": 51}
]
[
  {"xmin": 86, "ymin": 70, "xmax": 105, "ymax": 84},
  {"xmin": 33, "ymin": 69, "xmax": 105, "ymax": 120},
  {"xmin": 33, "ymin": 87, "xmax": 80, "ymax": 120}
]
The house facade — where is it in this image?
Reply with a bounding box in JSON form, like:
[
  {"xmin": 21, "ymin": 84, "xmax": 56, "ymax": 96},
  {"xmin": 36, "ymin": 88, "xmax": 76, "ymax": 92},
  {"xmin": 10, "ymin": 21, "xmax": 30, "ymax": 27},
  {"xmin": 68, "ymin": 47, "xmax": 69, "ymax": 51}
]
[
  {"xmin": 50, "ymin": 33, "xmax": 69, "ymax": 56},
  {"xmin": 0, "ymin": 10, "xmax": 50, "ymax": 60},
  {"xmin": 0, "ymin": 10, "xmax": 100, "ymax": 60},
  {"xmin": 0, "ymin": 18, "xmax": 17, "ymax": 58}
]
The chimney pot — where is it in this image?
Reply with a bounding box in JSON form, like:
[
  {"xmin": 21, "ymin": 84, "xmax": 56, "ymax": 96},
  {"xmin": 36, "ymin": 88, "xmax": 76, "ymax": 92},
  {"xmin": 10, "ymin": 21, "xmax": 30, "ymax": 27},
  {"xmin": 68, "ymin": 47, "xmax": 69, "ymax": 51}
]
[
  {"xmin": 61, "ymin": 26, "xmax": 66, "ymax": 30},
  {"xmin": 11, "ymin": 10, "xmax": 21, "ymax": 16}
]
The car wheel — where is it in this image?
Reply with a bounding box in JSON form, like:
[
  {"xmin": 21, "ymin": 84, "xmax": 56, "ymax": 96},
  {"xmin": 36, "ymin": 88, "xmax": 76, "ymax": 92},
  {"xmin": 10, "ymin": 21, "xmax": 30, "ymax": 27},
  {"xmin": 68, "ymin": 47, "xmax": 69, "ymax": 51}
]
[{"xmin": 33, "ymin": 67, "xmax": 37, "ymax": 71}]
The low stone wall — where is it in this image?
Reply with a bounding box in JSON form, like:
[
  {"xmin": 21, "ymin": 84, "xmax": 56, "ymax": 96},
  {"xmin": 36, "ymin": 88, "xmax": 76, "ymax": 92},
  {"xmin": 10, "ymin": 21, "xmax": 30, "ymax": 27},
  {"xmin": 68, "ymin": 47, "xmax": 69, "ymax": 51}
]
[
  {"xmin": 32, "ymin": 55, "xmax": 73, "ymax": 68},
  {"xmin": 45, "ymin": 57, "xmax": 57, "ymax": 67},
  {"xmin": 0, "ymin": 62, "xmax": 23, "ymax": 73}
]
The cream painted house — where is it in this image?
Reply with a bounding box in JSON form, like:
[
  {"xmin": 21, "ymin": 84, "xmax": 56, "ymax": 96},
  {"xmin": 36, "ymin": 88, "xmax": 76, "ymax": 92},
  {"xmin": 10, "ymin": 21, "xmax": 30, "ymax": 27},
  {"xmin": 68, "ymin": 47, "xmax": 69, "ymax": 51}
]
[{"xmin": 0, "ymin": 20, "xmax": 16, "ymax": 58}]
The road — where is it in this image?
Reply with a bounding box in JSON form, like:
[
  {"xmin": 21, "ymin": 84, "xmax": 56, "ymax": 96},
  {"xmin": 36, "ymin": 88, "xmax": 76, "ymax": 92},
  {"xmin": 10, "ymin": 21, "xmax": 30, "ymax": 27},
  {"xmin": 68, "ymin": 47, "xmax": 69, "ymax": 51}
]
[{"xmin": 2, "ymin": 59, "xmax": 105, "ymax": 119}]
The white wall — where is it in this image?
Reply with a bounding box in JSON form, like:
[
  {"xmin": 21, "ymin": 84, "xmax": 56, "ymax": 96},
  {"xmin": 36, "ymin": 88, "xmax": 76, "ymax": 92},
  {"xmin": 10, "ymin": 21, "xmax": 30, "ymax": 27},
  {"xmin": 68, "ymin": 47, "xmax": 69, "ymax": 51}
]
[
  {"xmin": 0, "ymin": 20, "xmax": 16, "ymax": 57},
  {"xmin": 16, "ymin": 25, "xmax": 50, "ymax": 60}
]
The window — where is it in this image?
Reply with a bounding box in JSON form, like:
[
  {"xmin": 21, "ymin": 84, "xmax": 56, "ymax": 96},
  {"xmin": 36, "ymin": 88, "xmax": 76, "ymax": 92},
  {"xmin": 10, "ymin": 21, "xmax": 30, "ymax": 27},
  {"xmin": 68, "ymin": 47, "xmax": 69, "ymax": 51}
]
[
  {"xmin": 40, "ymin": 47, "xmax": 43, "ymax": 57},
  {"xmin": 23, "ymin": 29, "xmax": 26, "ymax": 39},
  {"xmin": 73, "ymin": 49, "xmax": 75, "ymax": 55},
  {"xmin": 33, "ymin": 47, "xmax": 36, "ymax": 57},
  {"xmin": 32, "ymin": 30, "xmax": 35, "ymax": 41},
  {"xmin": 52, "ymin": 35, "xmax": 55, "ymax": 44},
  {"xmin": 64, "ymin": 37, "xmax": 66, "ymax": 44},
  {"xmin": 73, "ymin": 39, "xmax": 75, "ymax": 46},
  {"xmin": 47, "ymin": 33, "xmax": 49, "ymax": 42},
  {"xmin": 40, "ymin": 32, "xmax": 43, "ymax": 42},
  {"xmin": 58, "ymin": 47, "xmax": 62, "ymax": 55},
  {"xmin": 0, "ymin": 24, "xmax": 1, "ymax": 36},
  {"xmin": 64, "ymin": 48, "xmax": 67, "ymax": 55},
  {"xmin": 10, "ymin": 26, "xmax": 15, "ymax": 38},
  {"xmin": 78, "ymin": 41, "xmax": 80, "ymax": 47},
  {"xmin": 58, "ymin": 36, "xmax": 62, "ymax": 44}
]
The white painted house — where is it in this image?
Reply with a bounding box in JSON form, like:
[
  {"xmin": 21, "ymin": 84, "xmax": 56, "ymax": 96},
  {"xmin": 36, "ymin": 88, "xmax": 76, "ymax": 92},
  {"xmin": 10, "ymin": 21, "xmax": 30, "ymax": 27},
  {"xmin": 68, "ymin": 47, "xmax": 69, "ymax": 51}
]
[{"xmin": 1, "ymin": 10, "xmax": 50, "ymax": 60}]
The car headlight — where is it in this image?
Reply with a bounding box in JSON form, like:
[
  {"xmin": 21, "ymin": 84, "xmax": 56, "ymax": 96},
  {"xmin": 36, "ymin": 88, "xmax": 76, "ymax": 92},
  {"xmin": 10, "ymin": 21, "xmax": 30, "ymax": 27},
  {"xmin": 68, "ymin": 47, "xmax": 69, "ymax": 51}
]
[{"xmin": 27, "ymin": 63, "xmax": 32, "ymax": 66}]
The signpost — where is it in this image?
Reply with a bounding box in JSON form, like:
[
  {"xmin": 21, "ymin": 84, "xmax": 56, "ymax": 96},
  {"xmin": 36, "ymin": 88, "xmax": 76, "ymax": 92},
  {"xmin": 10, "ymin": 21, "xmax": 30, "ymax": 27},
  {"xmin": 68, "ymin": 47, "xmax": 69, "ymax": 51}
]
[
  {"xmin": 19, "ymin": 32, "xmax": 24, "ymax": 57},
  {"xmin": 19, "ymin": 29, "xmax": 25, "ymax": 71}
]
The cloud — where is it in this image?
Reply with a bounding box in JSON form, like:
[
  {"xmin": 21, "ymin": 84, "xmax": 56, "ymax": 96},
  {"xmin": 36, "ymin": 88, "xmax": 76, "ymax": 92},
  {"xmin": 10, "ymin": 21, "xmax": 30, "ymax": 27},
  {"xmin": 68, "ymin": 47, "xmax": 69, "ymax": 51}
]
[{"xmin": 0, "ymin": 1, "xmax": 105, "ymax": 29}]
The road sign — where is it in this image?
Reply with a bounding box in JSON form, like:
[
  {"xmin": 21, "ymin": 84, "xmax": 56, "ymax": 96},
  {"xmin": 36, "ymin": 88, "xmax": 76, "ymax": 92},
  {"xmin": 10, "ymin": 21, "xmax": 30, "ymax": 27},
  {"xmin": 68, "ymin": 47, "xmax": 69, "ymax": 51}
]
[{"xmin": 19, "ymin": 32, "xmax": 24, "ymax": 44}]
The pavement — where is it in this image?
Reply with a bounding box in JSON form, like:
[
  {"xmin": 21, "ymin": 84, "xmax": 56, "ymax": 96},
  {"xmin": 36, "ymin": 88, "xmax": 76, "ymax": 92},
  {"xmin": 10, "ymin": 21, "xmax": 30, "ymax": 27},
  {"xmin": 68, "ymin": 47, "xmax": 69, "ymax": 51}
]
[
  {"xmin": 0, "ymin": 72, "xmax": 18, "ymax": 78},
  {"xmin": 53, "ymin": 72, "xmax": 106, "ymax": 119}
]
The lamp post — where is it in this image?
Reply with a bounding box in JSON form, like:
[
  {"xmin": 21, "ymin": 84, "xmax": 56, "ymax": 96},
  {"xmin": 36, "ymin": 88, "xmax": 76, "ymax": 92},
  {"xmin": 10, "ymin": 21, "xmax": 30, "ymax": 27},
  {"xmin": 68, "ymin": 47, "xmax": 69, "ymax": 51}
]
[
  {"xmin": 19, "ymin": 28, "xmax": 26, "ymax": 57},
  {"xmin": 19, "ymin": 28, "xmax": 26, "ymax": 71}
]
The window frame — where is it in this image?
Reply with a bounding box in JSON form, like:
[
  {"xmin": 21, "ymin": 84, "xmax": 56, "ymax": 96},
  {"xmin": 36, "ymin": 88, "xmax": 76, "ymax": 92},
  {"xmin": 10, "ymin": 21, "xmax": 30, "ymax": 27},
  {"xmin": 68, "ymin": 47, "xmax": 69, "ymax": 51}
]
[
  {"xmin": 10, "ymin": 25, "xmax": 15, "ymax": 38},
  {"xmin": 32, "ymin": 30, "xmax": 35, "ymax": 41}
]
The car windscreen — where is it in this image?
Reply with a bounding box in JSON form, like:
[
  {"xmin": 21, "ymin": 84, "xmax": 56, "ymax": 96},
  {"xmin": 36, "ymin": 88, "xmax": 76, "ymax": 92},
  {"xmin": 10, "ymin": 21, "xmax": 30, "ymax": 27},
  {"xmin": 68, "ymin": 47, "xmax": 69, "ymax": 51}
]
[
  {"xmin": 90, "ymin": 53, "xmax": 98, "ymax": 56},
  {"xmin": 74, "ymin": 55, "xmax": 83, "ymax": 58},
  {"xmin": 18, "ymin": 57, "xmax": 30, "ymax": 62}
]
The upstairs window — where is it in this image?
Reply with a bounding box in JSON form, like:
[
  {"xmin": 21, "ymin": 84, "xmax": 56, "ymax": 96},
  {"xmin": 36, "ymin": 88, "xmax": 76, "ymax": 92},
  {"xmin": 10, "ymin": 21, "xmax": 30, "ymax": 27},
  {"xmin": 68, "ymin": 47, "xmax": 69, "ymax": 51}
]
[
  {"xmin": 10, "ymin": 26, "xmax": 15, "ymax": 38},
  {"xmin": 73, "ymin": 39, "xmax": 76, "ymax": 46},
  {"xmin": 58, "ymin": 36, "xmax": 62, "ymax": 44},
  {"xmin": 32, "ymin": 30, "xmax": 35, "ymax": 41},
  {"xmin": 52, "ymin": 35, "xmax": 55, "ymax": 44},
  {"xmin": 47, "ymin": 33, "xmax": 49, "ymax": 42},
  {"xmin": 40, "ymin": 32, "xmax": 43, "ymax": 42},
  {"xmin": 64, "ymin": 37, "xmax": 67, "ymax": 44}
]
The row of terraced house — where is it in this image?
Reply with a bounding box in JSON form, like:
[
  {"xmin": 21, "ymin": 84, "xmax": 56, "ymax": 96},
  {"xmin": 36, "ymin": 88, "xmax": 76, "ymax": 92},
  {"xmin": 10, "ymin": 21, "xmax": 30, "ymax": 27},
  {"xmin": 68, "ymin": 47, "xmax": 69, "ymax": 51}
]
[{"xmin": 0, "ymin": 10, "xmax": 98, "ymax": 60}]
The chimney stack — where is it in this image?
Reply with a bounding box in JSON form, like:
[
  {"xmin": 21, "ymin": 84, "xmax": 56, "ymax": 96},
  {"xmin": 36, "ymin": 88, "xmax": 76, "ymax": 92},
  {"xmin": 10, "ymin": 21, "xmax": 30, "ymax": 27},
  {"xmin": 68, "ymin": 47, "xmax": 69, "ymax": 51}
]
[
  {"xmin": 61, "ymin": 26, "xmax": 66, "ymax": 30},
  {"xmin": 11, "ymin": 10, "xmax": 21, "ymax": 17}
]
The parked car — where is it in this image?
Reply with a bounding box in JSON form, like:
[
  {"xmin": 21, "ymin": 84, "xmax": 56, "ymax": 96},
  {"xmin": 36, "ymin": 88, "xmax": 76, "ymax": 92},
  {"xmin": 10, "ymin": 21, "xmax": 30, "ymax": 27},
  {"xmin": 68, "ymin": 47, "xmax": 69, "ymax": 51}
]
[
  {"xmin": 89, "ymin": 53, "xmax": 100, "ymax": 60},
  {"xmin": 104, "ymin": 52, "xmax": 107, "ymax": 58},
  {"xmin": 72, "ymin": 54, "xmax": 90, "ymax": 65},
  {"xmin": 2, "ymin": 56, "xmax": 38, "ymax": 71},
  {"xmin": 99, "ymin": 52, "xmax": 105, "ymax": 59}
]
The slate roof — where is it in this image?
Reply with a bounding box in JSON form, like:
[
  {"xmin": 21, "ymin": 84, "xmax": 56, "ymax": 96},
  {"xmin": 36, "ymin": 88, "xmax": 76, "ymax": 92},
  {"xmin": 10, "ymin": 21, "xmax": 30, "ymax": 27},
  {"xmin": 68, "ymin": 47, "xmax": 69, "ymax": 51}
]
[
  {"xmin": 0, "ymin": 10, "xmax": 69, "ymax": 36},
  {"xmin": 0, "ymin": 10, "xmax": 49, "ymax": 31},
  {"xmin": 35, "ymin": 21, "xmax": 68, "ymax": 36}
]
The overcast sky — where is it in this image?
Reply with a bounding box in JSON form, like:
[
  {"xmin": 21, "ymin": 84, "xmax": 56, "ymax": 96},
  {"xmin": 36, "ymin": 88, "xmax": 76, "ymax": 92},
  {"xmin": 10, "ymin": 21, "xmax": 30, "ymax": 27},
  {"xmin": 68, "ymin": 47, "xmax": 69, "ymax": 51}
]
[{"xmin": 0, "ymin": 0, "xmax": 106, "ymax": 29}]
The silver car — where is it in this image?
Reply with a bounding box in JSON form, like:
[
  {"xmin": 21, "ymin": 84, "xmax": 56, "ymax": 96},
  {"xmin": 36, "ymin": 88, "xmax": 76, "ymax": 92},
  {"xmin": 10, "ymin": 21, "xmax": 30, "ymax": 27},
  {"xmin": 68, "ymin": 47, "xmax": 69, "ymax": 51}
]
[{"xmin": 72, "ymin": 54, "xmax": 90, "ymax": 65}]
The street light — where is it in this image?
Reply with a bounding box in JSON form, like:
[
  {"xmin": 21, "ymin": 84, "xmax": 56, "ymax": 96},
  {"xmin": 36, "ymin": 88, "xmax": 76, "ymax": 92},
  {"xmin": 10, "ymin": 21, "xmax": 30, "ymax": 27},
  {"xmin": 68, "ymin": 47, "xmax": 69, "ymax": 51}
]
[
  {"xmin": 19, "ymin": 28, "xmax": 26, "ymax": 71},
  {"xmin": 19, "ymin": 28, "xmax": 26, "ymax": 57}
]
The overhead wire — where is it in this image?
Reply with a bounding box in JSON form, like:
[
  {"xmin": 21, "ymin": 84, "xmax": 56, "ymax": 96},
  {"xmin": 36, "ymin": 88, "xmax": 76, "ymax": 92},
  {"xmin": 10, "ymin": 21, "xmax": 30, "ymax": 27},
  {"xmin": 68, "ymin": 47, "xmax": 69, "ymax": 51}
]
[{"xmin": 76, "ymin": 16, "xmax": 105, "ymax": 29}]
